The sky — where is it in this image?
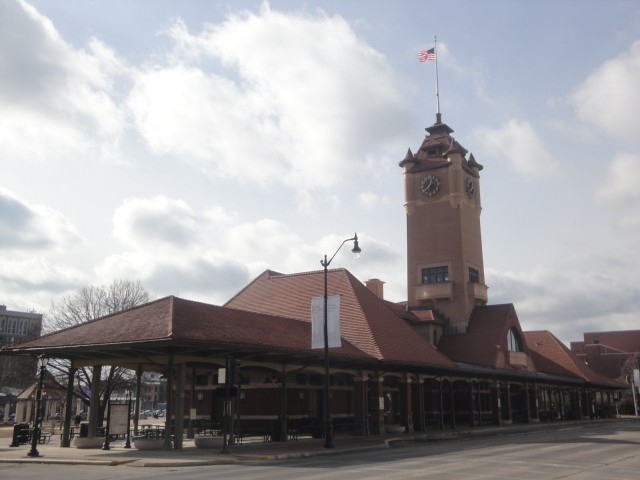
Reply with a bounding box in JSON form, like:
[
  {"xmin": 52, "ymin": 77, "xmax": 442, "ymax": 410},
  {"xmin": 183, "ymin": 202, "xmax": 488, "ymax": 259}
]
[{"xmin": 1, "ymin": 0, "xmax": 639, "ymax": 344}]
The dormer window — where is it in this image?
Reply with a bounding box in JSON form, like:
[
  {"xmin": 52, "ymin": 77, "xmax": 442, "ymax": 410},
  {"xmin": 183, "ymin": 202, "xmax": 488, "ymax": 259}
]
[{"xmin": 507, "ymin": 328, "xmax": 523, "ymax": 352}]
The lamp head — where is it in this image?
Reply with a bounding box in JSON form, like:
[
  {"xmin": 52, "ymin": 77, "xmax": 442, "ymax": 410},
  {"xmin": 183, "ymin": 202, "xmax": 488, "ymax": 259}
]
[
  {"xmin": 351, "ymin": 233, "xmax": 361, "ymax": 259},
  {"xmin": 37, "ymin": 356, "xmax": 49, "ymax": 368}
]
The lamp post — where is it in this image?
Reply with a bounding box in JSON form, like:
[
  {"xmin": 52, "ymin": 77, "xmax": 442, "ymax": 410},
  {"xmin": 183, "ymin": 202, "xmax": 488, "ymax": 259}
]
[
  {"xmin": 321, "ymin": 233, "xmax": 361, "ymax": 448},
  {"xmin": 27, "ymin": 355, "xmax": 49, "ymax": 458},
  {"xmin": 124, "ymin": 390, "xmax": 132, "ymax": 448}
]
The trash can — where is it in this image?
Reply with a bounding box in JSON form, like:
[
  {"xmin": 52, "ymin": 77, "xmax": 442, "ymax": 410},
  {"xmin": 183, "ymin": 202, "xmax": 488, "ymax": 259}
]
[
  {"xmin": 9, "ymin": 423, "xmax": 29, "ymax": 447},
  {"xmin": 79, "ymin": 422, "xmax": 89, "ymax": 438}
]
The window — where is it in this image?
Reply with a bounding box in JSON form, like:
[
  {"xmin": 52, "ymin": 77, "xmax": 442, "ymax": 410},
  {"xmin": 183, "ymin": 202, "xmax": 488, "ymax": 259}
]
[
  {"xmin": 421, "ymin": 266, "xmax": 449, "ymax": 284},
  {"xmin": 469, "ymin": 267, "xmax": 480, "ymax": 283},
  {"xmin": 507, "ymin": 328, "xmax": 523, "ymax": 352}
]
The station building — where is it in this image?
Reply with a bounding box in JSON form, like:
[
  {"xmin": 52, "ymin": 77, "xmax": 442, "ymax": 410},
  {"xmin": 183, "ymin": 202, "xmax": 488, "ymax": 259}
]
[{"xmin": 0, "ymin": 116, "xmax": 621, "ymax": 447}]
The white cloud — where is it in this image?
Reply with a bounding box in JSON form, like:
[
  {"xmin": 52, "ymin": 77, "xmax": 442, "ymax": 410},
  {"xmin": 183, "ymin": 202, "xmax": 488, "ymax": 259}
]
[
  {"xmin": 102, "ymin": 196, "xmax": 312, "ymax": 302},
  {"xmin": 593, "ymin": 153, "xmax": 640, "ymax": 233},
  {"xmin": 572, "ymin": 41, "xmax": 640, "ymax": 143},
  {"xmin": 594, "ymin": 153, "xmax": 640, "ymax": 207},
  {"xmin": 0, "ymin": 188, "xmax": 81, "ymax": 250},
  {"xmin": 357, "ymin": 192, "xmax": 391, "ymax": 209},
  {"xmin": 127, "ymin": 5, "xmax": 413, "ymax": 189},
  {"xmin": 0, "ymin": 1, "xmax": 128, "ymax": 164},
  {"xmin": 0, "ymin": 256, "xmax": 87, "ymax": 313},
  {"xmin": 487, "ymin": 251, "xmax": 640, "ymax": 343},
  {"xmin": 0, "ymin": 256, "xmax": 86, "ymax": 292},
  {"xmin": 100, "ymin": 194, "xmax": 405, "ymax": 303},
  {"xmin": 113, "ymin": 196, "xmax": 201, "ymax": 250},
  {"xmin": 473, "ymin": 120, "xmax": 558, "ymax": 177}
]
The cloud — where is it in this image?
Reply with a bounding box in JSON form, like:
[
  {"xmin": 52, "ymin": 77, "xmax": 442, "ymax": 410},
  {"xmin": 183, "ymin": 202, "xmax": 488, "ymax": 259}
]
[
  {"xmin": 113, "ymin": 196, "xmax": 201, "ymax": 250},
  {"xmin": 2, "ymin": 0, "xmax": 413, "ymax": 189},
  {"xmin": 127, "ymin": 5, "xmax": 414, "ymax": 189},
  {"xmin": 594, "ymin": 154, "xmax": 640, "ymax": 207},
  {"xmin": 572, "ymin": 41, "xmax": 640, "ymax": 143},
  {"xmin": 0, "ymin": 256, "xmax": 86, "ymax": 292},
  {"xmin": 473, "ymin": 120, "xmax": 558, "ymax": 177},
  {"xmin": 101, "ymin": 196, "xmax": 310, "ymax": 302},
  {"xmin": 592, "ymin": 153, "xmax": 640, "ymax": 233},
  {"xmin": 357, "ymin": 192, "xmax": 391, "ymax": 209},
  {"xmin": 0, "ymin": 256, "xmax": 87, "ymax": 313},
  {"xmin": 0, "ymin": 0, "xmax": 128, "ymax": 164},
  {"xmin": 0, "ymin": 188, "xmax": 81, "ymax": 250},
  {"xmin": 100, "ymin": 194, "xmax": 405, "ymax": 304},
  {"xmin": 487, "ymin": 252, "xmax": 640, "ymax": 343}
]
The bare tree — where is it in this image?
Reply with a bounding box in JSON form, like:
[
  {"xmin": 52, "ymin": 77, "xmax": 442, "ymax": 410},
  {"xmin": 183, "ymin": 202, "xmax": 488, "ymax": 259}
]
[
  {"xmin": 45, "ymin": 279, "xmax": 152, "ymax": 333},
  {"xmin": 45, "ymin": 279, "xmax": 152, "ymax": 423}
]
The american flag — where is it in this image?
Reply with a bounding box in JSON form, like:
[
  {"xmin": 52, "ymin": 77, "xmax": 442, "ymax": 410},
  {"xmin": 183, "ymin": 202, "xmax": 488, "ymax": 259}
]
[{"xmin": 418, "ymin": 47, "xmax": 436, "ymax": 62}]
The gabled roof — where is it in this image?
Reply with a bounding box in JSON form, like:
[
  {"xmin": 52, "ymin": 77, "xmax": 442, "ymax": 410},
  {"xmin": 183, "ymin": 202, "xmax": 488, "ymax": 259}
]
[
  {"xmin": 2, "ymin": 296, "xmax": 370, "ymax": 364},
  {"xmin": 17, "ymin": 370, "xmax": 66, "ymax": 400},
  {"xmin": 225, "ymin": 269, "xmax": 456, "ymax": 369},
  {"xmin": 437, "ymin": 304, "xmax": 536, "ymax": 371},
  {"xmin": 525, "ymin": 331, "xmax": 621, "ymax": 387}
]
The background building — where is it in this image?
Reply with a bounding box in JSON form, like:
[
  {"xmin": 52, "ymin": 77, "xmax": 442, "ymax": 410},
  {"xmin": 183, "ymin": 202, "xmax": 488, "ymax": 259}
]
[
  {"xmin": 1, "ymin": 305, "xmax": 42, "ymax": 403},
  {"xmin": 0, "ymin": 305, "xmax": 43, "ymax": 422},
  {"xmin": 571, "ymin": 331, "xmax": 640, "ymax": 415}
]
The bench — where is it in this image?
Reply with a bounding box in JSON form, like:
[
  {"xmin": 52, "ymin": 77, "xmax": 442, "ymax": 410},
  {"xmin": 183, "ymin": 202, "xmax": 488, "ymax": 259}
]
[
  {"xmin": 234, "ymin": 429, "xmax": 272, "ymax": 444},
  {"xmin": 38, "ymin": 432, "xmax": 52, "ymax": 444},
  {"xmin": 197, "ymin": 422, "xmax": 220, "ymax": 436}
]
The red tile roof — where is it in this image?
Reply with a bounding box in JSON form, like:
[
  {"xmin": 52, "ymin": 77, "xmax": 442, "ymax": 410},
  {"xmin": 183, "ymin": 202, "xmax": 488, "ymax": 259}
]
[
  {"xmin": 6, "ymin": 296, "xmax": 369, "ymax": 360},
  {"xmin": 437, "ymin": 304, "xmax": 536, "ymax": 371},
  {"xmin": 225, "ymin": 269, "xmax": 456, "ymax": 368},
  {"xmin": 525, "ymin": 331, "xmax": 620, "ymax": 386}
]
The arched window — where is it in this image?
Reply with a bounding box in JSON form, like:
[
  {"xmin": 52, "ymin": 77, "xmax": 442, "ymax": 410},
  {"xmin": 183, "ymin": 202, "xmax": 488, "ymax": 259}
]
[{"xmin": 507, "ymin": 328, "xmax": 523, "ymax": 352}]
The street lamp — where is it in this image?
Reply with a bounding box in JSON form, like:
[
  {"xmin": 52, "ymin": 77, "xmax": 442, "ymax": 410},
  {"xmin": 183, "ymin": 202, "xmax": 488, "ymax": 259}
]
[
  {"xmin": 124, "ymin": 390, "xmax": 132, "ymax": 448},
  {"xmin": 321, "ymin": 233, "xmax": 361, "ymax": 448},
  {"xmin": 27, "ymin": 355, "xmax": 49, "ymax": 458}
]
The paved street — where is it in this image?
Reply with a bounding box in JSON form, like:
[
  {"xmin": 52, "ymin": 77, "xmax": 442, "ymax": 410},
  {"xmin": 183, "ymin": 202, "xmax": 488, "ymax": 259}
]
[{"xmin": 1, "ymin": 420, "xmax": 639, "ymax": 479}]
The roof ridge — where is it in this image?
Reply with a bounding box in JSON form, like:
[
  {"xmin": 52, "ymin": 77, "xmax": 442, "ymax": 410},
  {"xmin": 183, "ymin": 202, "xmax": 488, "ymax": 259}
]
[
  {"xmin": 342, "ymin": 270, "xmax": 383, "ymax": 359},
  {"xmin": 223, "ymin": 270, "xmax": 272, "ymax": 307},
  {"xmin": 28, "ymin": 296, "xmax": 173, "ymax": 343}
]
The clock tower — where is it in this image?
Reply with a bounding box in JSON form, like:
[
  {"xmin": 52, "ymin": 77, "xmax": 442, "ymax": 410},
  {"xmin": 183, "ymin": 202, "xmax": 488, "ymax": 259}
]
[{"xmin": 399, "ymin": 119, "xmax": 488, "ymax": 334}]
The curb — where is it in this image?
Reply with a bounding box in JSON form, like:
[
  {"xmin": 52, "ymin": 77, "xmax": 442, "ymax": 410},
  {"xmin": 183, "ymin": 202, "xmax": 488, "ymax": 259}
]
[
  {"xmin": 232, "ymin": 441, "xmax": 389, "ymax": 461},
  {"xmin": 0, "ymin": 458, "xmax": 121, "ymax": 466},
  {"xmin": 0, "ymin": 419, "xmax": 633, "ymax": 467}
]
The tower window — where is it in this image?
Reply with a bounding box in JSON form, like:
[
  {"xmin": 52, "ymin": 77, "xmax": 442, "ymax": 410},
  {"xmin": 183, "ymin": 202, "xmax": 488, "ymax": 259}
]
[
  {"xmin": 422, "ymin": 266, "xmax": 449, "ymax": 284},
  {"xmin": 469, "ymin": 267, "xmax": 480, "ymax": 283},
  {"xmin": 507, "ymin": 328, "xmax": 524, "ymax": 352}
]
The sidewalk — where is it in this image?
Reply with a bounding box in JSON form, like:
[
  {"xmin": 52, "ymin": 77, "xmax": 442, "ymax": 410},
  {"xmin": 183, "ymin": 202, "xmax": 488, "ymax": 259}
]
[
  {"xmin": 0, "ymin": 432, "xmax": 390, "ymax": 467},
  {"xmin": 0, "ymin": 418, "xmax": 634, "ymax": 468}
]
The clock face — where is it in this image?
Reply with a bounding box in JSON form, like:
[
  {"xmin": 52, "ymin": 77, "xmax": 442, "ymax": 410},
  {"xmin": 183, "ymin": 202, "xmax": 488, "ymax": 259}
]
[
  {"xmin": 465, "ymin": 177, "xmax": 476, "ymax": 198},
  {"xmin": 421, "ymin": 175, "xmax": 440, "ymax": 197}
]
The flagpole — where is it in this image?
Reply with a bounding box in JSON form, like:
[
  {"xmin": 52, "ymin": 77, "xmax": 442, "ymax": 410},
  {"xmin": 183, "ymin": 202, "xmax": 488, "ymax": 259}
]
[{"xmin": 434, "ymin": 35, "xmax": 441, "ymax": 123}]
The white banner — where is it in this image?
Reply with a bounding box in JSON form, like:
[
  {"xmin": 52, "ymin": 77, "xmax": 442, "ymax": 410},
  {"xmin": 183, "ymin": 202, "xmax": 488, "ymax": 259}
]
[
  {"xmin": 311, "ymin": 295, "xmax": 341, "ymax": 349},
  {"xmin": 107, "ymin": 403, "xmax": 129, "ymax": 436},
  {"xmin": 634, "ymin": 368, "xmax": 639, "ymax": 386}
]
